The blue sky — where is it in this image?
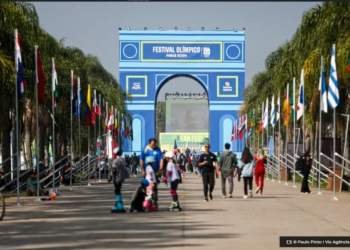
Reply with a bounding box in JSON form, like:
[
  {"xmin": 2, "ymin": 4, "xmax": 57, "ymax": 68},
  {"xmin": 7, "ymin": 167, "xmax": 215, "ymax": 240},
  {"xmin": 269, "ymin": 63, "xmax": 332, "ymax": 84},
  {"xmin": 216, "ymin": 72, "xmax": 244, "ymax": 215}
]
[{"xmin": 33, "ymin": 1, "xmax": 320, "ymax": 94}]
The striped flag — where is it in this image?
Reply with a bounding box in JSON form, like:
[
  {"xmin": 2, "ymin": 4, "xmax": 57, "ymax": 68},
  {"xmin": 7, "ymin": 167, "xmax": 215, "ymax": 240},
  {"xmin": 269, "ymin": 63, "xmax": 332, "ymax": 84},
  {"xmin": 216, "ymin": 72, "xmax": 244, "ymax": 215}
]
[
  {"xmin": 297, "ymin": 69, "xmax": 305, "ymax": 120},
  {"xmin": 15, "ymin": 29, "xmax": 25, "ymax": 98},
  {"xmin": 76, "ymin": 77, "xmax": 81, "ymax": 117},
  {"xmin": 270, "ymin": 95, "xmax": 275, "ymax": 127},
  {"xmin": 319, "ymin": 58, "xmax": 328, "ymax": 113},
  {"xmin": 263, "ymin": 98, "xmax": 269, "ymax": 129},
  {"xmin": 276, "ymin": 92, "xmax": 280, "ymax": 122},
  {"xmin": 327, "ymin": 44, "xmax": 339, "ymax": 109},
  {"xmin": 51, "ymin": 58, "xmax": 58, "ymax": 101}
]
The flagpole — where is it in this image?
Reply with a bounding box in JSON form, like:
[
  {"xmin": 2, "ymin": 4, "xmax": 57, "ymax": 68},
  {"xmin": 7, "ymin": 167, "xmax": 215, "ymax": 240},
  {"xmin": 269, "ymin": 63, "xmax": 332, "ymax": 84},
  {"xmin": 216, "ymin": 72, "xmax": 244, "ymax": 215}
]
[
  {"xmin": 51, "ymin": 58, "xmax": 56, "ymax": 190},
  {"xmin": 87, "ymin": 123, "xmax": 90, "ymax": 186},
  {"xmin": 70, "ymin": 70, "xmax": 74, "ymax": 190},
  {"xmin": 293, "ymin": 77, "xmax": 297, "ymax": 188},
  {"xmin": 302, "ymin": 78, "xmax": 305, "ymax": 155},
  {"xmin": 318, "ymin": 57, "xmax": 323, "ymax": 195},
  {"xmin": 98, "ymin": 93, "xmax": 101, "ymax": 183},
  {"xmin": 94, "ymin": 108, "xmax": 97, "ymax": 184},
  {"xmin": 78, "ymin": 77, "xmax": 81, "ymax": 159},
  {"xmin": 35, "ymin": 45, "xmax": 40, "ymax": 198},
  {"xmin": 278, "ymin": 92, "xmax": 281, "ymax": 183},
  {"xmin": 333, "ymin": 108, "xmax": 337, "ymax": 200},
  {"xmin": 14, "ymin": 29, "xmax": 21, "ymax": 206}
]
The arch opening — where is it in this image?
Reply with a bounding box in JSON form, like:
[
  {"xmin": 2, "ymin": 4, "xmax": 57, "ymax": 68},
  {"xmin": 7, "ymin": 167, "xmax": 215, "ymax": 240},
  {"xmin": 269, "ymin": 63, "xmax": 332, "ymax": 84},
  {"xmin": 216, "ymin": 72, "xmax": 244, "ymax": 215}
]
[{"xmin": 155, "ymin": 75, "xmax": 209, "ymax": 152}]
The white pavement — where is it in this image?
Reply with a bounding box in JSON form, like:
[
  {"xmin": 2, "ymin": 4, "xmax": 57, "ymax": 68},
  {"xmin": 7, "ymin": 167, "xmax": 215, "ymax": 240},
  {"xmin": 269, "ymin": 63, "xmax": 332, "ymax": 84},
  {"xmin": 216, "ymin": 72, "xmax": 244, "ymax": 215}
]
[{"xmin": 0, "ymin": 174, "xmax": 350, "ymax": 250}]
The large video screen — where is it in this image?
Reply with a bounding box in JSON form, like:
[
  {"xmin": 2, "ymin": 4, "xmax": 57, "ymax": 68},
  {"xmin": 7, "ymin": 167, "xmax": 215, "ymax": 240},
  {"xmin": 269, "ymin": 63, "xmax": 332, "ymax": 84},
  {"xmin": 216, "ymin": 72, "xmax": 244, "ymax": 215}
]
[{"xmin": 165, "ymin": 99, "xmax": 208, "ymax": 132}]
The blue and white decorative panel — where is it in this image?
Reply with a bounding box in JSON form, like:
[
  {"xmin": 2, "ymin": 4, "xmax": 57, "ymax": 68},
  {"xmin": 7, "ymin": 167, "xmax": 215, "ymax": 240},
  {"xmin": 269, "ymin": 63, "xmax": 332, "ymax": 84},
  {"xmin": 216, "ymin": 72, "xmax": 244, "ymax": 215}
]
[
  {"xmin": 217, "ymin": 76, "xmax": 238, "ymax": 97},
  {"xmin": 126, "ymin": 75, "xmax": 147, "ymax": 97}
]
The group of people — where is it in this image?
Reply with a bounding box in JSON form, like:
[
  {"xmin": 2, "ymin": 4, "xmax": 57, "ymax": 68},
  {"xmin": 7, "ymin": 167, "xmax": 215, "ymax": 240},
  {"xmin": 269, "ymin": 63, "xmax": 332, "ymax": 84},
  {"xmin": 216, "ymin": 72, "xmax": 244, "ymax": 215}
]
[
  {"xmin": 110, "ymin": 138, "xmax": 183, "ymax": 213},
  {"xmin": 197, "ymin": 143, "xmax": 267, "ymax": 201},
  {"xmin": 109, "ymin": 137, "xmax": 313, "ymax": 213}
]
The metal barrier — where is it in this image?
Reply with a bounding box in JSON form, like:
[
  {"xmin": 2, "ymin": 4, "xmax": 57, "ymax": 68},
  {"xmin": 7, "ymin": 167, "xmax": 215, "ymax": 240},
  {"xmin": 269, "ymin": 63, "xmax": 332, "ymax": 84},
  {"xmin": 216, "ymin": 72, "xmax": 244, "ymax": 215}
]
[{"xmin": 263, "ymin": 150, "xmax": 350, "ymax": 200}]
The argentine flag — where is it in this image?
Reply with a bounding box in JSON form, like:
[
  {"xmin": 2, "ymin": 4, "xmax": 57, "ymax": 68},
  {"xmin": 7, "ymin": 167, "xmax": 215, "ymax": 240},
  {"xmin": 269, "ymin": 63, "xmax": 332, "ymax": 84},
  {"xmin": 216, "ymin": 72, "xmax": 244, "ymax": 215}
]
[{"xmin": 328, "ymin": 44, "xmax": 339, "ymax": 109}]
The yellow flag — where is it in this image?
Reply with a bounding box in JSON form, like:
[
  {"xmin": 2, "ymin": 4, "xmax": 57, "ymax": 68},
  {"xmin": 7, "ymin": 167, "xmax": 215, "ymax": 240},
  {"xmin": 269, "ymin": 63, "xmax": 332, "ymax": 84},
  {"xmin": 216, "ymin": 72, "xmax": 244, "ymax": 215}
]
[{"xmin": 87, "ymin": 84, "xmax": 91, "ymax": 109}]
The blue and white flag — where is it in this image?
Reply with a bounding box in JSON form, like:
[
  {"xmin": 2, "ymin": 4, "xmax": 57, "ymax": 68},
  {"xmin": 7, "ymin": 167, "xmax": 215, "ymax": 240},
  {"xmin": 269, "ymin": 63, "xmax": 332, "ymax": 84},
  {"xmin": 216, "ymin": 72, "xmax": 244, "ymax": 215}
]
[
  {"xmin": 297, "ymin": 69, "xmax": 304, "ymax": 120},
  {"xmin": 327, "ymin": 44, "xmax": 339, "ymax": 109},
  {"xmin": 263, "ymin": 98, "xmax": 269, "ymax": 129},
  {"xmin": 319, "ymin": 58, "xmax": 328, "ymax": 113},
  {"xmin": 15, "ymin": 29, "xmax": 25, "ymax": 98},
  {"xmin": 76, "ymin": 77, "xmax": 81, "ymax": 117},
  {"xmin": 276, "ymin": 92, "xmax": 280, "ymax": 122},
  {"xmin": 270, "ymin": 95, "xmax": 276, "ymax": 127}
]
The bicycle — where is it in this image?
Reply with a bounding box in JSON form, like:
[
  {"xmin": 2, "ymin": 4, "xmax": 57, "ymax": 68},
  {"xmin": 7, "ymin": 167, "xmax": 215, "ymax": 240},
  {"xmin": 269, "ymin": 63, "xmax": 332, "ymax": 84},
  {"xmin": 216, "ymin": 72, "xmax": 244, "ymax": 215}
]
[{"xmin": 0, "ymin": 190, "xmax": 5, "ymax": 221}]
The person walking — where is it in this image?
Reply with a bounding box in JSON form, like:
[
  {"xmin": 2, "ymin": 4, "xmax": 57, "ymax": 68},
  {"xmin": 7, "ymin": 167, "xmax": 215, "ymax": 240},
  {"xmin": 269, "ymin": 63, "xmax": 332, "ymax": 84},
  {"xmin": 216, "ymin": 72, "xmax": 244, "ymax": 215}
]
[
  {"xmin": 198, "ymin": 144, "xmax": 217, "ymax": 201},
  {"xmin": 300, "ymin": 153, "xmax": 312, "ymax": 194},
  {"xmin": 254, "ymin": 149, "xmax": 266, "ymax": 195},
  {"xmin": 240, "ymin": 146, "xmax": 254, "ymax": 199},
  {"xmin": 218, "ymin": 143, "xmax": 237, "ymax": 198},
  {"xmin": 111, "ymin": 148, "xmax": 129, "ymax": 213},
  {"xmin": 140, "ymin": 138, "xmax": 163, "ymax": 210}
]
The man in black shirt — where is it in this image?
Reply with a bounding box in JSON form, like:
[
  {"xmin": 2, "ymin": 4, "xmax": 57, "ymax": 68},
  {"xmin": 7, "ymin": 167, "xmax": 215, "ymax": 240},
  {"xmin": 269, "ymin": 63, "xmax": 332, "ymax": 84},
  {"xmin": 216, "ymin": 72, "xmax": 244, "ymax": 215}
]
[{"xmin": 198, "ymin": 144, "xmax": 217, "ymax": 201}]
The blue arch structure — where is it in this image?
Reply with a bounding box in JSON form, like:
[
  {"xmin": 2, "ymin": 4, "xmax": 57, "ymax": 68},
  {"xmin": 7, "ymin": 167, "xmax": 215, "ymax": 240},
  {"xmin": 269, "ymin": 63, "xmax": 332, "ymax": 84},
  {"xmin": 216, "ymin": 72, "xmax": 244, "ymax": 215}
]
[{"xmin": 119, "ymin": 30, "xmax": 245, "ymax": 153}]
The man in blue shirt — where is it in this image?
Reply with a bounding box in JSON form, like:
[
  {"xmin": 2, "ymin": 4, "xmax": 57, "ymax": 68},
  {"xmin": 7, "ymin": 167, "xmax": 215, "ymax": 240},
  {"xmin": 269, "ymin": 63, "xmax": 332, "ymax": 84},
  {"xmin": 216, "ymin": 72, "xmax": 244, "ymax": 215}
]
[{"xmin": 140, "ymin": 138, "xmax": 164, "ymax": 209}]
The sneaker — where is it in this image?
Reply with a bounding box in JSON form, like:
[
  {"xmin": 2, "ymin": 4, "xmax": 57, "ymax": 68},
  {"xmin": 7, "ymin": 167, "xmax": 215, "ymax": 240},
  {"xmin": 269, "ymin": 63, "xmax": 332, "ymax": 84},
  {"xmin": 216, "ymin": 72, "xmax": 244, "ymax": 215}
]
[
  {"xmin": 249, "ymin": 191, "xmax": 253, "ymax": 198},
  {"xmin": 229, "ymin": 194, "xmax": 233, "ymax": 198},
  {"xmin": 209, "ymin": 193, "xmax": 213, "ymax": 200},
  {"xmin": 204, "ymin": 197, "xmax": 209, "ymax": 202},
  {"xmin": 222, "ymin": 195, "xmax": 227, "ymax": 199},
  {"xmin": 243, "ymin": 195, "xmax": 248, "ymax": 199}
]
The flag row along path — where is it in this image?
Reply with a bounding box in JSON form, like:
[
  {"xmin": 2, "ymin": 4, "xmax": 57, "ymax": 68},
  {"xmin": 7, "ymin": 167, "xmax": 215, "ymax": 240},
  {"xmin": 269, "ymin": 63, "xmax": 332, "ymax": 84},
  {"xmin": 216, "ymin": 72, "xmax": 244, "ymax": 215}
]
[{"xmin": 1, "ymin": 174, "xmax": 350, "ymax": 250}]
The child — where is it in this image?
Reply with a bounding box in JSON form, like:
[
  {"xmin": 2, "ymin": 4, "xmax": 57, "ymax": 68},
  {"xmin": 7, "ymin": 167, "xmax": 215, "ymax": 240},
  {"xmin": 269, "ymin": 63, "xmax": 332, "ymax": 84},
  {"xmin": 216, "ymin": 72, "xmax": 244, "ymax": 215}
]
[
  {"xmin": 143, "ymin": 161, "xmax": 157, "ymax": 212},
  {"xmin": 111, "ymin": 148, "xmax": 129, "ymax": 213},
  {"xmin": 130, "ymin": 179, "xmax": 147, "ymax": 212},
  {"xmin": 164, "ymin": 151, "xmax": 182, "ymax": 211}
]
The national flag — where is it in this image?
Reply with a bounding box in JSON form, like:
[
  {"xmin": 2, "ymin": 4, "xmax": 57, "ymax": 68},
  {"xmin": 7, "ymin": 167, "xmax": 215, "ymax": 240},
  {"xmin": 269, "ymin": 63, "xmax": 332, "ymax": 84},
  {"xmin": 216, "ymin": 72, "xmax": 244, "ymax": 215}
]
[
  {"xmin": 51, "ymin": 58, "xmax": 58, "ymax": 102},
  {"xmin": 319, "ymin": 57, "xmax": 328, "ymax": 113},
  {"xmin": 328, "ymin": 44, "xmax": 339, "ymax": 109},
  {"xmin": 297, "ymin": 69, "xmax": 305, "ymax": 120},
  {"xmin": 105, "ymin": 101, "xmax": 109, "ymax": 128},
  {"xmin": 87, "ymin": 84, "xmax": 92, "ymax": 110},
  {"xmin": 75, "ymin": 77, "xmax": 82, "ymax": 117},
  {"xmin": 283, "ymin": 83, "xmax": 291, "ymax": 127},
  {"xmin": 263, "ymin": 98, "xmax": 269, "ymax": 129},
  {"xmin": 15, "ymin": 29, "xmax": 25, "ymax": 98},
  {"xmin": 270, "ymin": 95, "xmax": 276, "ymax": 127},
  {"xmin": 106, "ymin": 105, "xmax": 114, "ymax": 130},
  {"xmin": 93, "ymin": 90, "xmax": 101, "ymax": 116},
  {"xmin": 35, "ymin": 47, "xmax": 46, "ymax": 104},
  {"xmin": 276, "ymin": 92, "xmax": 280, "ymax": 122}
]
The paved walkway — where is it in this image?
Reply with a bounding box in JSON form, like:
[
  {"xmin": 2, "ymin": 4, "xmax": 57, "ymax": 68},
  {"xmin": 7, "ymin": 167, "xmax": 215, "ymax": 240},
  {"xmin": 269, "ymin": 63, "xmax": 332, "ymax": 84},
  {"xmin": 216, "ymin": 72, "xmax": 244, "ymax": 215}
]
[{"xmin": 1, "ymin": 174, "xmax": 350, "ymax": 250}]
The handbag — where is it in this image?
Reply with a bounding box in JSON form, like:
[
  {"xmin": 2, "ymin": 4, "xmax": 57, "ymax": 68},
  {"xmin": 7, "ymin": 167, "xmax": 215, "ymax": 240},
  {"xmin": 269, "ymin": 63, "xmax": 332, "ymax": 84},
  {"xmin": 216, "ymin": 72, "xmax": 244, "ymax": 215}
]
[{"xmin": 241, "ymin": 161, "xmax": 254, "ymax": 177}]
